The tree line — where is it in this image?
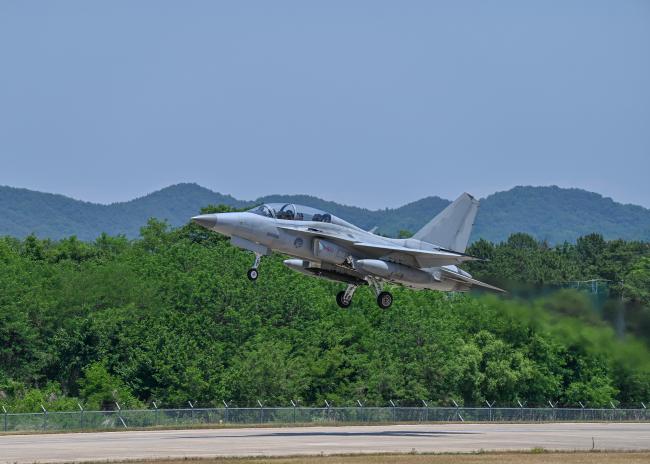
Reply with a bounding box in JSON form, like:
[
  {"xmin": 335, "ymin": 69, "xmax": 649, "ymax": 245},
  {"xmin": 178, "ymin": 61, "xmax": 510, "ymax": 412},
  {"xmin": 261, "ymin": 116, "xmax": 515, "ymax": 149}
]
[{"xmin": 1, "ymin": 207, "xmax": 649, "ymax": 412}]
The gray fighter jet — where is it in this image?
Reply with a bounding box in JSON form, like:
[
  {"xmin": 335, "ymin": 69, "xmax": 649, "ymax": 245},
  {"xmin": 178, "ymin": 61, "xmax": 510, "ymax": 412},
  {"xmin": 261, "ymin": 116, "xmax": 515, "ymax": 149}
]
[{"xmin": 192, "ymin": 193, "xmax": 503, "ymax": 309}]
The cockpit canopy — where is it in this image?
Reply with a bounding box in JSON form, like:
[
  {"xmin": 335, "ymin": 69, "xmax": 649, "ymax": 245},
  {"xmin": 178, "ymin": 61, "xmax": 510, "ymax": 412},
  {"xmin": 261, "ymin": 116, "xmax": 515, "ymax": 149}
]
[{"xmin": 249, "ymin": 203, "xmax": 358, "ymax": 228}]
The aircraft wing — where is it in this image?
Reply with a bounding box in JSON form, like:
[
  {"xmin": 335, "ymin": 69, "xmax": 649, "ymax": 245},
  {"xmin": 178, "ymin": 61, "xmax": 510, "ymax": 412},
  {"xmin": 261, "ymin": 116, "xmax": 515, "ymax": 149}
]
[
  {"xmin": 440, "ymin": 267, "xmax": 506, "ymax": 293},
  {"xmin": 350, "ymin": 242, "xmax": 477, "ymax": 268},
  {"xmin": 277, "ymin": 225, "xmax": 478, "ymax": 268},
  {"xmin": 276, "ymin": 224, "xmax": 352, "ymax": 244}
]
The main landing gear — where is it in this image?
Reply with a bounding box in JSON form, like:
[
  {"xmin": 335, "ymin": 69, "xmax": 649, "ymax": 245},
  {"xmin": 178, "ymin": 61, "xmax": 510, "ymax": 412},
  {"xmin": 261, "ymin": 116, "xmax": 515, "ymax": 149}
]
[
  {"xmin": 336, "ymin": 284, "xmax": 357, "ymax": 309},
  {"xmin": 376, "ymin": 291, "xmax": 393, "ymax": 309},
  {"xmin": 247, "ymin": 253, "xmax": 262, "ymax": 281},
  {"xmin": 335, "ymin": 278, "xmax": 393, "ymax": 309},
  {"xmin": 369, "ymin": 277, "xmax": 393, "ymax": 309}
]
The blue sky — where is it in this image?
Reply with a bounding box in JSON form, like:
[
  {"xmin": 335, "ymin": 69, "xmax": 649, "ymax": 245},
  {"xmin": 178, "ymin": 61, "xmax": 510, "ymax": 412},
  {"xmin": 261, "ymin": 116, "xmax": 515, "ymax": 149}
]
[{"xmin": 1, "ymin": 1, "xmax": 648, "ymax": 208}]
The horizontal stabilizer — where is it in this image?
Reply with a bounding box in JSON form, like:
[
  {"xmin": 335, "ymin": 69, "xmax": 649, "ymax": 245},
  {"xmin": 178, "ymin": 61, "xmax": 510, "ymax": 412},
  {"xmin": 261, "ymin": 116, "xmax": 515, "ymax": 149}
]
[{"xmin": 440, "ymin": 267, "xmax": 505, "ymax": 293}]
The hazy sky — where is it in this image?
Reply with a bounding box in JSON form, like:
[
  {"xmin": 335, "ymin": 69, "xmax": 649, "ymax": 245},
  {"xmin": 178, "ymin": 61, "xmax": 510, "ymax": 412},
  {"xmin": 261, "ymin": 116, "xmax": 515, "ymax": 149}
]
[{"xmin": 1, "ymin": 1, "xmax": 649, "ymax": 209}]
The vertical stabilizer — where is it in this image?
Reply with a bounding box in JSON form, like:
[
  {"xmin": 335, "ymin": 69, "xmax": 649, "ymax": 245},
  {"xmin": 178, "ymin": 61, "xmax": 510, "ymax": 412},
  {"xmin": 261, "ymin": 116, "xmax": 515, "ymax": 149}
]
[{"xmin": 412, "ymin": 193, "xmax": 479, "ymax": 252}]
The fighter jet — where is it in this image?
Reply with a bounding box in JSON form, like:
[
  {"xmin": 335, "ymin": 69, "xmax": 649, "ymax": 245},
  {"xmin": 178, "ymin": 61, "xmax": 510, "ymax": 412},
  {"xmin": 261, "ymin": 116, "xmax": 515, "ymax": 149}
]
[{"xmin": 192, "ymin": 193, "xmax": 503, "ymax": 309}]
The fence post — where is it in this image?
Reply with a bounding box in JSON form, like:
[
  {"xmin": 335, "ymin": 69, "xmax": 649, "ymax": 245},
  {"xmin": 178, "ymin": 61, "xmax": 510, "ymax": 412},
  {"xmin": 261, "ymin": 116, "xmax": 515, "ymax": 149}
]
[
  {"xmin": 188, "ymin": 400, "xmax": 195, "ymax": 424},
  {"xmin": 78, "ymin": 403, "xmax": 84, "ymax": 430},
  {"xmin": 257, "ymin": 400, "xmax": 264, "ymax": 424},
  {"xmin": 152, "ymin": 401, "xmax": 159, "ymax": 427},
  {"xmin": 325, "ymin": 400, "xmax": 331, "ymax": 422},
  {"xmin": 357, "ymin": 400, "xmax": 364, "ymax": 422},
  {"xmin": 517, "ymin": 400, "xmax": 526, "ymax": 421},
  {"xmin": 40, "ymin": 404, "xmax": 47, "ymax": 430},
  {"xmin": 452, "ymin": 399, "xmax": 464, "ymax": 422},
  {"xmin": 578, "ymin": 401, "xmax": 585, "ymax": 421},
  {"xmin": 2, "ymin": 406, "xmax": 7, "ymax": 432},
  {"xmin": 548, "ymin": 400, "xmax": 557, "ymax": 422},
  {"xmin": 291, "ymin": 400, "xmax": 297, "ymax": 423},
  {"xmin": 115, "ymin": 402, "xmax": 127, "ymax": 429},
  {"xmin": 610, "ymin": 401, "xmax": 617, "ymax": 421},
  {"xmin": 421, "ymin": 400, "xmax": 428, "ymax": 422},
  {"xmin": 643, "ymin": 402, "xmax": 647, "ymax": 422},
  {"xmin": 485, "ymin": 400, "xmax": 495, "ymax": 422},
  {"xmin": 389, "ymin": 400, "xmax": 396, "ymax": 423},
  {"xmin": 222, "ymin": 400, "xmax": 229, "ymax": 423}
]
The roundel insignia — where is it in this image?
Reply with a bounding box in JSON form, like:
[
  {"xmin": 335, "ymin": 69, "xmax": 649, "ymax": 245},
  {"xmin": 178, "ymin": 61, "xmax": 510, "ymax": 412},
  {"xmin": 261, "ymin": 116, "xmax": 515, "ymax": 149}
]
[{"xmin": 293, "ymin": 237, "xmax": 304, "ymax": 248}]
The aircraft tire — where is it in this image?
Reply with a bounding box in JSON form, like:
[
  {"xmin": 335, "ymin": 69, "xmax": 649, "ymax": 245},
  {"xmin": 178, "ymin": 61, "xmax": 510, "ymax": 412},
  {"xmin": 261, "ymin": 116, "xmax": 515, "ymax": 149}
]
[
  {"xmin": 377, "ymin": 291, "xmax": 393, "ymax": 309},
  {"xmin": 247, "ymin": 268, "xmax": 258, "ymax": 281},
  {"xmin": 336, "ymin": 291, "xmax": 352, "ymax": 309}
]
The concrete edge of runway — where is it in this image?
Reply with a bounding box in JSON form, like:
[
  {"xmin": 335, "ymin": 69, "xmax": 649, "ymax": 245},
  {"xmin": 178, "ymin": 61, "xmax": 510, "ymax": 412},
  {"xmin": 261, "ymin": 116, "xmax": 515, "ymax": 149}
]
[
  {"xmin": 2, "ymin": 420, "xmax": 650, "ymax": 436},
  {"xmin": 40, "ymin": 449, "xmax": 650, "ymax": 464},
  {"xmin": 2, "ymin": 422, "xmax": 650, "ymax": 464}
]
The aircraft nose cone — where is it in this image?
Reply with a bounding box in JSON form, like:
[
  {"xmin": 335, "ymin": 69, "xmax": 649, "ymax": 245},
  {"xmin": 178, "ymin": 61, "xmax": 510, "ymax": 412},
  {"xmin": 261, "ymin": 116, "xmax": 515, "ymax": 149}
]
[{"xmin": 191, "ymin": 214, "xmax": 217, "ymax": 229}]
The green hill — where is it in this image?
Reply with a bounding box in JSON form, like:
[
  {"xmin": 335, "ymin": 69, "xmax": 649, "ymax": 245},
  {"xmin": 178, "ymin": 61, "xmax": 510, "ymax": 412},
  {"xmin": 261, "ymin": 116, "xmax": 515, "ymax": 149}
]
[
  {"xmin": 1, "ymin": 184, "xmax": 649, "ymax": 244},
  {"xmin": 474, "ymin": 186, "xmax": 650, "ymax": 244},
  {"xmin": 0, "ymin": 184, "xmax": 247, "ymax": 241}
]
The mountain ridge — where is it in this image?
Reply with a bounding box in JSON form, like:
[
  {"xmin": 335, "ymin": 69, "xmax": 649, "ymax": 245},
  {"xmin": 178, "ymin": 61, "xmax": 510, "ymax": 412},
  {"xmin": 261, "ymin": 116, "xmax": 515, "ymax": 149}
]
[{"xmin": 1, "ymin": 183, "xmax": 649, "ymax": 244}]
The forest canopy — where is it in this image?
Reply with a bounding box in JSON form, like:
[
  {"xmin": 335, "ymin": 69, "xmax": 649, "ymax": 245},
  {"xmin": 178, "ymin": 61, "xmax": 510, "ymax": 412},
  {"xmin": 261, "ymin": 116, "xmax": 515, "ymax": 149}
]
[{"xmin": 1, "ymin": 208, "xmax": 649, "ymax": 412}]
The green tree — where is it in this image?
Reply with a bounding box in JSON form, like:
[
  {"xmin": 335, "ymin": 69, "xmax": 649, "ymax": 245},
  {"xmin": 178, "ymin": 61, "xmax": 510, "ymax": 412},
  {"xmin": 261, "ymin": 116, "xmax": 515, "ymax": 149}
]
[
  {"xmin": 624, "ymin": 257, "xmax": 650, "ymax": 306},
  {"xmin": 222, "ymin": 338, "xmax": 309, "ymax": 405},
  {"xmin": 397, "ymin": 229, "xmax": 413, "ymax": 239},
  {"xmin": 78, "ymin": 363, "xmax": 142, "ymax": 410}
]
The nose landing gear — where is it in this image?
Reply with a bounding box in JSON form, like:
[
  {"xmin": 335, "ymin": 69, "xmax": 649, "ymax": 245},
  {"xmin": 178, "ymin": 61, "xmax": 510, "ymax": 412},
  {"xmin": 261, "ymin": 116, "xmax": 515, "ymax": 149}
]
[{"xmin": 247, "ymin": 253, "xmax": 262, "ymax": 281}]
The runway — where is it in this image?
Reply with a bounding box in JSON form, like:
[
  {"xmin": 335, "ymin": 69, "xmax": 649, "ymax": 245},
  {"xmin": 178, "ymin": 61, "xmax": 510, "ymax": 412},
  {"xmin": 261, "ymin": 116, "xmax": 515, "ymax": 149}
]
[{"xmin": 2, "ymin": 423, "xmax": 649, "ymax": 463}]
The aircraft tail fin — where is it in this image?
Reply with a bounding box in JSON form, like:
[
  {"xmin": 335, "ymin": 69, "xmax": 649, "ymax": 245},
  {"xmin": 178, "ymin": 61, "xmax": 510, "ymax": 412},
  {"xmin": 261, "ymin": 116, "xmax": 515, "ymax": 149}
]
[{"xmin": 412, "ymin": 193, "xmax": 479, "ymax": 253}]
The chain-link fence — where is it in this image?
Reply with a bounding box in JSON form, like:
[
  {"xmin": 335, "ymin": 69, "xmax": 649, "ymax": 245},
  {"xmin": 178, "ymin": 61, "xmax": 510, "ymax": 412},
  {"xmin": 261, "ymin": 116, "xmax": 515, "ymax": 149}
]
[{"xmin": 2, "ymin": 406, "xmax": 649, "ymax": 433}]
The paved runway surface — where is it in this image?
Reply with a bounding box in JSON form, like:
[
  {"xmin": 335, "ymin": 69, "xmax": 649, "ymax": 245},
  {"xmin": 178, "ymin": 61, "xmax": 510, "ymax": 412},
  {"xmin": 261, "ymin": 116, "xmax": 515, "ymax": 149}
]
[{"xmin": 2, "ymin": 423, "xmax": 649, "ymax": 463}]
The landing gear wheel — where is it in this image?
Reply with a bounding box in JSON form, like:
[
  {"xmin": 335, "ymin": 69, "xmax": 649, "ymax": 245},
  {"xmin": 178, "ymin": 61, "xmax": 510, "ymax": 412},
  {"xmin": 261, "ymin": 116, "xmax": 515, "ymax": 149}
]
[
  {"xmin": 377, "ymin": 291, "xmax": 393, "ymax": 309},
  {"xmin": 247, "ymin": 268, "xmax": 259, "ymax": 281},
  {"xmin": 336, "ymin": 291, "xmax": 352, "ymax": 309}
]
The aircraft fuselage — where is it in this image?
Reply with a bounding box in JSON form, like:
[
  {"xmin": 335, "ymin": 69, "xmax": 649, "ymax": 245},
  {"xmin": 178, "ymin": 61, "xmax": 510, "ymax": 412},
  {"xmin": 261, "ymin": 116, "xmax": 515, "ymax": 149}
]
[{"xmin": 192, "ymin": 197, "xmax": 503, "ymax": 308}]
